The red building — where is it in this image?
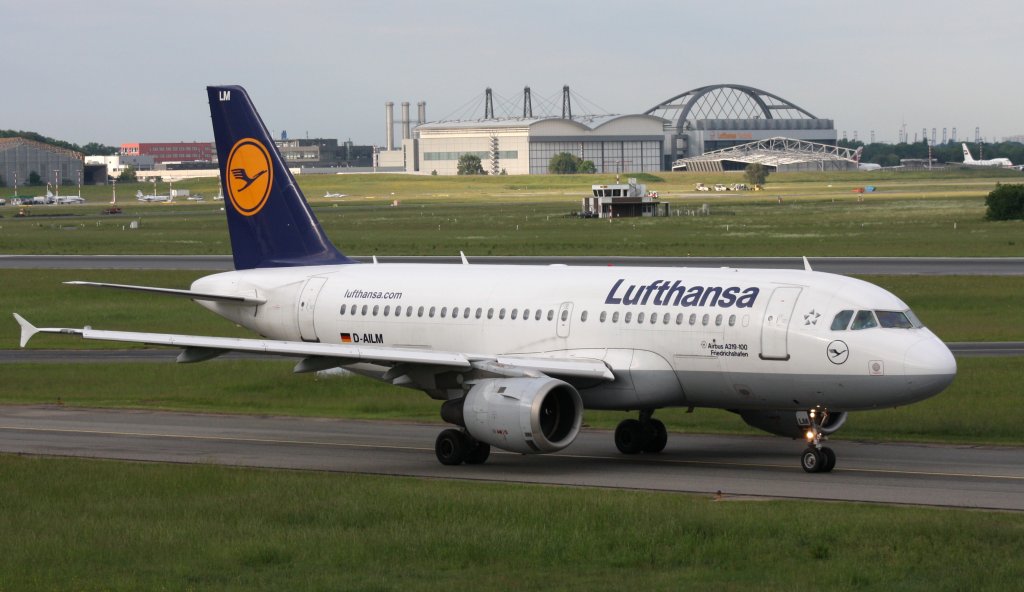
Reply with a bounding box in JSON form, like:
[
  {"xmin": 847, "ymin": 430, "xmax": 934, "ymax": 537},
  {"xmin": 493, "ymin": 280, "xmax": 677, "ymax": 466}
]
[{"xmin": 120, "ymin": 142, "xmax": 215, "ymax": 164}]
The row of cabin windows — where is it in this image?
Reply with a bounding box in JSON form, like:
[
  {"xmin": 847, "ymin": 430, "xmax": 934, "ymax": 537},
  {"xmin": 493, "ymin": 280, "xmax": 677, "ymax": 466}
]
[
  {"xmin": 339, "ymin": 303, "xmax": 739, "ymax": 328},
  {"xmin": 340, "ymin": 303, "xmax": 558, "ymax": 321}
]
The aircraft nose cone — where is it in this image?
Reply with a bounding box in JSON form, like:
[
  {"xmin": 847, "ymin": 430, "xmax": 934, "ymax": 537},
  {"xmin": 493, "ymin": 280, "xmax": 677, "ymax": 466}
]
[{"xmin": 903, "ymin": 337, "xmax": 957, "ymax": 397}]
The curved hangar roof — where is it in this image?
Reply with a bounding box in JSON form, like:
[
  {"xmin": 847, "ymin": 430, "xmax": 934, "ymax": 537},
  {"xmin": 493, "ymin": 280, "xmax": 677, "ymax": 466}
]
[
  {"xmin": 645, "ymin": 84, "xmax": 823, "ymax": 132},
  {"xmin": 417, "ymin": 113, "xmax": 665, "ymax": 135},
  {"xmin": 676, "ymin": 137, "xmax": 859, "ymax": 172}
]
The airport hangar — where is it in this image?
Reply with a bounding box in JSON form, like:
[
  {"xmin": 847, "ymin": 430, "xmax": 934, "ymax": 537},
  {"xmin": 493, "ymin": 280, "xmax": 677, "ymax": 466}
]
[{"xmin": 382, "ymin": 84, "xmax": 840, "ymax": 175}]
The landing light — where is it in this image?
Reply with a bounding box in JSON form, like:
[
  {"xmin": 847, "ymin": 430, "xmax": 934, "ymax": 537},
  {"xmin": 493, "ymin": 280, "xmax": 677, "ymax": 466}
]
[{"xmin": 805, "ymin": 430, "xmax": 815, "ymax": 441}]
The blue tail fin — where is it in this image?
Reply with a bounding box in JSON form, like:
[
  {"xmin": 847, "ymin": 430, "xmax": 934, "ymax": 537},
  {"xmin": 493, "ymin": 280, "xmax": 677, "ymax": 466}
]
[{"xmin": 207, "ymin": 85, "xmax": 354, "ymax": 270}]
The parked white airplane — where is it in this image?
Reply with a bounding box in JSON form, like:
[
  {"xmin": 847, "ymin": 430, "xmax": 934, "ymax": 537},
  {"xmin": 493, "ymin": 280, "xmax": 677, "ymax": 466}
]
[
  {"xmin": 136, "ymin": 190, "xmax": 172, "ymax": 203},
  {"xmin": 14, "ymin": 86, "xmax": 958, "ymax": 473},
  {"xmin": 962, "ymin": 143, "xmax": 1015, "ymax": 168},
  {"xmin": 324, "ymin": 191, "xmax": 347, "ymax": 199},
  {"xmin": 852, "ymin": 147, "xmax": 881, "ymax": 171}
]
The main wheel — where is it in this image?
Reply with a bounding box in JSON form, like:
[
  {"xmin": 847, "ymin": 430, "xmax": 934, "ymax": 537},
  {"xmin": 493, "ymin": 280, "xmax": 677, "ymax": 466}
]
[
  {"xmin": 642, "ymin": 419, "xmax": 668, "ymax": 453},
  {"xmin": 820, "ymin": 447, "xmax": 836, "ymax": 473},
  {"xmin": 615, "ymin": 419, "xmax": 644, "ymax": 454},
  {"xmin": 800, "ymin": 447, "xmax": 824, "ymax": 473},
  {"xmin": 435, "ymin": 429, "xmax": 468, "ymax": 465},
  {"xmin": 464, "ymin": 441, "xmax": 491, "ymax": 465}
]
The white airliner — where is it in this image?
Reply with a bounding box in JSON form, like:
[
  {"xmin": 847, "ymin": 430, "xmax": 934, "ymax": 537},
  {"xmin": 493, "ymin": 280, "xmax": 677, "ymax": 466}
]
[
  {"xmin": 13, "ymin": 86, "xmax": 957, "ymax": 473},
  {"xmin": 136, "ymin": 190, "xmax": 172, "ymax": 203},
  {"xmin": 852, "ymin": 147, "xmax": 881, "ymax": 171},
  {"xmin": 961, "ymin": 143, "xmax": 1015, "ymax": 168},
  {"xmin": 324, "ymin": 191, "xmax": 347, "ymax": 199}
]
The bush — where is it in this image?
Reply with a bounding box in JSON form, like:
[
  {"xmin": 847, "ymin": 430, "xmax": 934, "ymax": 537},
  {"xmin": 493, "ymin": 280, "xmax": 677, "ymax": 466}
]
[{"xmin": 985, "ymin": 184, "xmax": 1024, "ymax": 220}]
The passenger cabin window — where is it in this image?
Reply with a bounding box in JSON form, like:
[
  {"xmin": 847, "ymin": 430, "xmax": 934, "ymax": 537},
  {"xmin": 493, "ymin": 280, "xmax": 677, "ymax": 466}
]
[
  {"xmin": 689, "ymin": 314, "xmax": 697, "ymax": 326},
  {"xmin": 547, "ymin": 310, "xmax": 554, "ymax": 321},
  {"xmin": 600, "ymin": 311, "xmax": 607, "ymax": 322},
  {"xmin": 452, "ymin": 307, "xmax": 459, "ymax": 319},
  {"xmin": 417, "ymin": 306, "xmax": 424, "ymax": 318},
  {"xmin": 534, "ymin": 309, "xmax": 541, "ymax": 321},
  {"xmin": 560, "ymin": 309, "xmax": 569, "ymax": 322},
  {"xmin": 511, "ymin": 309, "xmax": 518, "ymax": 320},
  {"xmin": 581, "ymin": 311, "xmax": 588, "ymax": 322},
  {"xmin": 361, "ymin": 305, "xmax": 368, "ymax": 315},
  {"xmin": 612, "ymin": 311, "xmax": 620, "ymax": 323},
  {"xmin": 429, "ymin": 306, "xmax": 436, "ymax": 318},
  {"xmin": 850, "ymin": 310, "xmax": 878, "ymax": 330},
  {"xmin": 475, "ymin": 308, "xmax": 482, "ymax": 319},
  {"xmin": 499, "ymin": 308, "xmax": 506, "ymax": 319},
  {"xmin": 440, "ymin": 307, "xmax": 447, "ymax": 318},
  {"xmin": 624, "ymin": 312, "xmax": 632, "ymax": 323},
  {"xmin": 372, "ymin": 305, "xmax": 379, "ymax": 316},
  {"xmin": 339, "ymin": 304, "xmax": 346, "ymax": 315},
  {"xmin": 637, "ymin": 312, "xmax": 645, "ymax": 324},
  {"xmin": 384, "ymin": 305, "xmax": 390, "ymax": 316}
]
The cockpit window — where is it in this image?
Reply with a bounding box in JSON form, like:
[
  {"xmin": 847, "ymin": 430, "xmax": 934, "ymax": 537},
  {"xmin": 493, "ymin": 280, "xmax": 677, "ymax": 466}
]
[
  {"xmin": 850, "ymin": 310, "xmax": 878, "ymax": 330},
  {"xmin": 876, "ymin": 310, "xmax": 920, "ymax": 329},
  {"xmin": 831, "ymin": 310, "xmax": 854, "ymax": 330}
]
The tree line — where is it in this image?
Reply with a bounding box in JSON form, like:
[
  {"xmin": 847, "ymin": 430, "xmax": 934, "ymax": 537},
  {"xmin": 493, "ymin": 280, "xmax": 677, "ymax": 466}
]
[{"xmin": 837, "ymin": 139, "xmax": 1024, "ymax": 167}]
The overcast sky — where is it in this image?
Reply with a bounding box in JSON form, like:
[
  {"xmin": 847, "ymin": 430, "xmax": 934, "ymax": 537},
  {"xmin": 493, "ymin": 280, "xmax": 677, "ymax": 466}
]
[{"xmin": 4, "ymin": 0, "xmax": 1021, "ymax": 147}]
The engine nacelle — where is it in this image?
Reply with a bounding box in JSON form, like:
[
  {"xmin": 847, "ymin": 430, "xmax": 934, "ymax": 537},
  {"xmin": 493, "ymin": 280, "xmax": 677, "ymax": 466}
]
[
  {"xmin": 736, "ymin": 410, "xmax": 848, "ymax": 439},
  {"xmin": 449, "ymin": 377, "xmax": 583, "ymax": 454}
]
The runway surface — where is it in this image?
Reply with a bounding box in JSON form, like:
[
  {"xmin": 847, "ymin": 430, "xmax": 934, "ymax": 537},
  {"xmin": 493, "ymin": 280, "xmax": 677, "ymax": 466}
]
[
  {"xmin": 1, "ymin": 406, "xmax": 1021, "ymax": 511},
  {"xmin": 2, "ymin": 254, "xmax": 1023, "ymax": 275}
]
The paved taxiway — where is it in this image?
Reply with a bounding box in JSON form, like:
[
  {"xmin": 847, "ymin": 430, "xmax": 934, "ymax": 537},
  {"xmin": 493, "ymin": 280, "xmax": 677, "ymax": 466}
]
[
  {"xmin": 2, "ymin": 255, "xmax": 1022, "ymax": 275},
  {"xmin": 1, "ymin": 406, "xmax": 1021, "ymax": 511}
]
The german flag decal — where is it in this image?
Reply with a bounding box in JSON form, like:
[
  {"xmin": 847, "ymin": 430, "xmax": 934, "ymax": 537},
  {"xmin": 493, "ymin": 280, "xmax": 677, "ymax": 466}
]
[{"xmin": 340, "ymin": 333, "xmax": 353, "ymax": 343}]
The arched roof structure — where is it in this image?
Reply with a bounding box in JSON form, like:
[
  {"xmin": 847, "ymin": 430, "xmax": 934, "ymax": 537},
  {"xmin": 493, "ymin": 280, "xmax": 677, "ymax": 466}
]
[{"xmin": 645, "ymin": 84, "xmax": 820, "ymax": 133}]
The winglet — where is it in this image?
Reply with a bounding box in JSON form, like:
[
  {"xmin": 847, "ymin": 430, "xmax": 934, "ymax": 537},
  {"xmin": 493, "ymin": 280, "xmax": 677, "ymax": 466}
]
[
  {"xmin": 13, "ymin": 313, "xmax": 38, "ymax": 348},
  {"xmin": 460, "ymin": 251, "xmax": 469, "ymax": 265},
  {"xmin": 802, "ymin": 256, "xmax": 813, "ymax": 272}
]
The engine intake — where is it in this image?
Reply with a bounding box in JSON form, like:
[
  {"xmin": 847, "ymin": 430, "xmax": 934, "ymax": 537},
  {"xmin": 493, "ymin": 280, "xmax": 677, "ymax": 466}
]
[{"xmin": 446, "ymin": 377, "xmax": 583, "ymax": 454}]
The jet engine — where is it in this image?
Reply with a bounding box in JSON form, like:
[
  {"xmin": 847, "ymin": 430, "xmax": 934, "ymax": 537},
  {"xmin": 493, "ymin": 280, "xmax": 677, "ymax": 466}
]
[
  {"xmin": 735, "ymin": 410, "xmax": 848, "ymax": 439},
  {"xmin": 441, "ymin": 377, "xmax": 583, "ymax": 454}
]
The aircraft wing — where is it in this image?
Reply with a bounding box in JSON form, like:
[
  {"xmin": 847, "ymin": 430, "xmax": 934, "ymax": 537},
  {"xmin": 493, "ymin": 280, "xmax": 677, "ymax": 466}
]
[{"xmin": 13, "ymin": 314, "xmax": 614, "ymax": 382}]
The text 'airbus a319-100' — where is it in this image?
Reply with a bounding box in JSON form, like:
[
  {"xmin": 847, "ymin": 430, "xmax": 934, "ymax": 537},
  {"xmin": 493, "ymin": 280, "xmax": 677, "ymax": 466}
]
[{"xmin": 14, "ymin": 86, "xmax": 957, "ymax": 473}]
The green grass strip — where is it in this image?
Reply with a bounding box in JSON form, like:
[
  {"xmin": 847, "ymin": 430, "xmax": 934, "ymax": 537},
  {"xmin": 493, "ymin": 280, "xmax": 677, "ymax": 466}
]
[{"xmin": 0, "ymin": 455, "xmax": 1021, "ymax": 591}]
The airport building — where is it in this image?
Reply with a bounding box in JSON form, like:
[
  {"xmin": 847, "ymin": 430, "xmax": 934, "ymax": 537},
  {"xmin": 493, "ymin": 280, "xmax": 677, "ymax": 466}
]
[
  {"xmin": 120, "ymin": 141, "xmax": 215, "ymax": 164},
  {"xmin": 385, "ymin": 84, "xmax": 836, "ymax": 175},
  {"xmin": 0, "ymin": 137, "xmax": 83, "ymax": 188}
]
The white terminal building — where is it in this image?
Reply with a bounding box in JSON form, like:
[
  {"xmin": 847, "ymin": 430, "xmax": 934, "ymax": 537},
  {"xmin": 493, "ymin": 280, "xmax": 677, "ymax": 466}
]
[{"xmin": 376, "ymin": 84, "xmax": 837, "ymax": 175}]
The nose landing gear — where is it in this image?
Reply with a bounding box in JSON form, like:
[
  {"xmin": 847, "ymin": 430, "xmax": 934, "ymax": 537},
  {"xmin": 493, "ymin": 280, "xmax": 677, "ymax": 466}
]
[{"xmin": 800, "ymin": 408, "xmax": 836, "ymax": 473}]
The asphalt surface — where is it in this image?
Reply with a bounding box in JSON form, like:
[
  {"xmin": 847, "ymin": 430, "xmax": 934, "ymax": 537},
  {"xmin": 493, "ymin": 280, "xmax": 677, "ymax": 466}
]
[
  {"xmin": 1, "ymin": 406, "xmax": 1020, "ymax": 511},
  {"xmin": 2, "ymin": 254, "xmax": 1023, "ymax": 275}
]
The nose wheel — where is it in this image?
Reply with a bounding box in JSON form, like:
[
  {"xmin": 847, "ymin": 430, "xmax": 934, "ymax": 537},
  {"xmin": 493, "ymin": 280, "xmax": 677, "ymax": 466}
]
[{"xmin": 800, "ymin": 408, "xmax": 837, "ymax": 473}]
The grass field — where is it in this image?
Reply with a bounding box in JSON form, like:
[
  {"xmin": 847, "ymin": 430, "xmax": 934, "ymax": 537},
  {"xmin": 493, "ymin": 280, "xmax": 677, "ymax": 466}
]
[
  {"xmin": 1, "ymin": 455, "xmax": 1021, "ymax": 591},
  {"xmin": 2, "ymin": 170, "xmax": 1023, "ymax": 257}
]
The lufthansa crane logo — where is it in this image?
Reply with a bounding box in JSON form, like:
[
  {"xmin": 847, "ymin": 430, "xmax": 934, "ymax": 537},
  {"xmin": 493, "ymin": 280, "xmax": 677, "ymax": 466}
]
[
  {"xmin": 826, "ymin": 340, "xmax": 849, "ymax": 365},
  {"xmin": 225, "ymin": 138, "xmax": 273, "ymax": 216}
]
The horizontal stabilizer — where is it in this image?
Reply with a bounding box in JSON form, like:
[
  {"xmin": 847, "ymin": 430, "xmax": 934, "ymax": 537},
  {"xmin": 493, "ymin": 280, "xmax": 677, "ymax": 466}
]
[{"xmin": 64, "ymin": 281, "xmax": 266, "ymax": 305}]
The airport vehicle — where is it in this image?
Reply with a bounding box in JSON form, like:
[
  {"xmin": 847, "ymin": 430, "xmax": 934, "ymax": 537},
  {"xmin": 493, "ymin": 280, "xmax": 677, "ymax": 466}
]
[
  {"xmin": 13, "ymin": 86, "xmax": 957, "ymax": 473},
  {"xmin": 713, "ymin": 183, "xmax": 727, "ymax": 191},
  {"xmin": 961, "ymin": 143, "xmax": 1016, "ymax": 168},
  {"xmin": 695, "ymin": 183, "xmax": 709, "ymax": 192},
  {"xmin": 852, "ymin": 147, "xmax": 881, "ymax": 171}
]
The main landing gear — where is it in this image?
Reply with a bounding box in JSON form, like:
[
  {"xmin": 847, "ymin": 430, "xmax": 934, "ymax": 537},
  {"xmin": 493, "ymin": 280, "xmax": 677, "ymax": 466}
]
[
  {"xmin": 800, "ymin": 408, "xmax": 836, "ymax": 473},
  {"xmin": 614, "ymin": 409, "xmax": 668, "ymax": 454},
  {"xmin": 435, "ymin": 428, "xmax": 490, "ymax": 466}
]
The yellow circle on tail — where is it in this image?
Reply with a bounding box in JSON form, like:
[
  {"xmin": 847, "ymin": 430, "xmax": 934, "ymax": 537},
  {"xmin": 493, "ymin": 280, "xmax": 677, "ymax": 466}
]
[{"xmin": 226, "ymin": 138, "xmax": 273, "ymax": 216}]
